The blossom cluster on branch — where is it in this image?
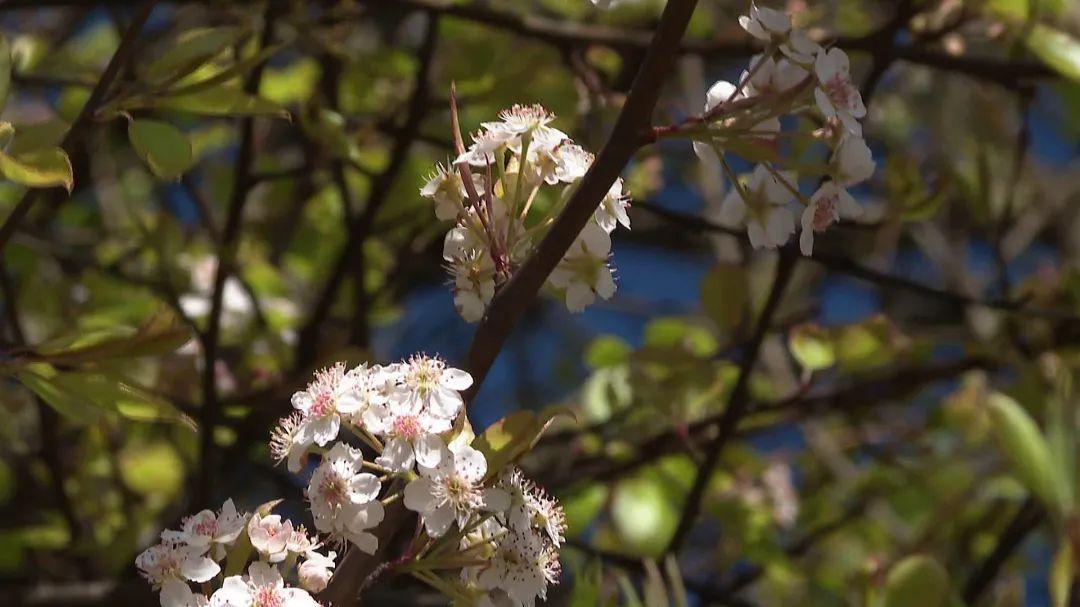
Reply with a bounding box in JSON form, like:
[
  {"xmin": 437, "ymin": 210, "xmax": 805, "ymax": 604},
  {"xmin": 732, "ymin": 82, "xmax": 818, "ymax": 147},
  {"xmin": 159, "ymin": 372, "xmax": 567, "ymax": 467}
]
[
  {"xmin": 422, "ymin": 104, "xmax": 631, "ymax": 320},
  {"xmin": 685, "ymin": 2, "xmax": 876, "ymax": 255},
  {"xmin": 137, "ymin": 355, "xmax": 566, "ymax": 606}
]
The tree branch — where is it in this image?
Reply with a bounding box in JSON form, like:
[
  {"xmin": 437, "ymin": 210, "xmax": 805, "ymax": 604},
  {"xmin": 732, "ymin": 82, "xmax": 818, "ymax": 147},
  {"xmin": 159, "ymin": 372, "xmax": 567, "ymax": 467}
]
[
  {"xmin": 463, "ymin": 0, "xmax": 700, "ymax": 401},
  {"xmin": 666, "ymin": 247, "xmax": 798, "ymax": 554},
  {"xmin": 961, "ymin": 497, "xmax": 1043, "ymax": 604},
  {"xmin": 193, "ymin": 2, "xmax": 279, "ymax": 509},
  {"xmin": 0, "ymin": 0, "xmax": 156, "ymax": 256}
]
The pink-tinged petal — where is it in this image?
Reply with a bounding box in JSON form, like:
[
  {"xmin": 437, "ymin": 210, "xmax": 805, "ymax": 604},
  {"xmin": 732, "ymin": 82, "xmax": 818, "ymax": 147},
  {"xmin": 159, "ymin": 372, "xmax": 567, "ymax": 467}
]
[
  {"xmin": 403, "ymin": 477, "xmax": 437, "ymax": 513},
  {"xmin": 423, "ymin": 504, "xmax": 456, "ymax": 537},
  {"xmin": 161, "ymin": 580, "xmax": 196, "ymax": 607},
  {"xmin": 281, "ymin": 588, "xmax": 321, "ymax": 607}
]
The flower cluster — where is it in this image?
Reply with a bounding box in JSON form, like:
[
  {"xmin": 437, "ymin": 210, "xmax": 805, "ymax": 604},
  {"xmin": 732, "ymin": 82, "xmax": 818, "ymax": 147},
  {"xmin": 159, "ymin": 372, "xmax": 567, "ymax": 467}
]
[
  {"xmin": 423, "ymin": 104, "xmax": 631, "ymax": 320},
  {"xmin": 136, "ymin": 500, "xmax": 336, "ymax": 607},
  {"xmin": 692, "ymin": 2, "xmax": 875, "ymax": 256},
  {"xmin": 262, "ymin": 354, "xmax": 567, "ymax": 606}
]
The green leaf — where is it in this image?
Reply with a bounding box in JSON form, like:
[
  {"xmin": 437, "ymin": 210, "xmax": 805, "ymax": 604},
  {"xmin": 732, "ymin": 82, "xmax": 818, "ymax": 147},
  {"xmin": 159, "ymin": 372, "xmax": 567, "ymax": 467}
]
[
  {"xmin": 700, "ymin": 263, "xmax": 746, "ymax": 331},
  {"xmin": 472, "ymin": 408, "xmax": 572, "ymax": 480},
  {"xmin": 788, "ymin": 323, "xmax": 836, "ymax": 371},
  {"xmin": 15, "ymin": 362, "xmax": 194, "ymax": 429},
  {"xmin": 127, "ymin": 119, "xmax": 194, "ymax": 179},
  {"xmin": 0, "ymin": 35, "xmax": 10, "ymax": 112},
  {"xmin": 988, "ymin": 392, "xmax": 1069, "ymax": 517},
  {"xmin": 0, "ymin": 147, "xmax": 73, "ymax": 190},
  {"xmin": 611, "ymin": 472, "xmax": 680, "ymax": 556},
  {"xmin": 585, "ymin": 336, "xmax": 631, "ymax": 369},
  {"xmin": 1026, "ymin": 25, "xmax": 1080, "ymax": 82},
  {"xmin": 140, "ymin": 27, "xmax": 245, "ymax": 85},
  {"xmin": 6, "ymin": 119, "xmax": 70, "ymax": 155},
  {"xmin": 1051, "ymin": 543, "xmax": 1073, "ymax": 607},
  {"xmin": 35, "ymin": 309, "xmax": 192, "ymax": 364},
  {"xmin": 883, "ymin": 555, "xmax": 951, "ymax": 607},
  {"xmin": 147, "ymin": 86, "xmax": 288, "ymax": 117},
  {"xmin": 16, "ymin": 364, "xmax": 104, "ymax": 424}
]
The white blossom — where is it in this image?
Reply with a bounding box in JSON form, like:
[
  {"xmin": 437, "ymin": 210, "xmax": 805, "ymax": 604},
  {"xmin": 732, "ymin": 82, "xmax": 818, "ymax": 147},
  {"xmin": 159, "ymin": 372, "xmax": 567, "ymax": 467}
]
[
  {"xmin": 247, "ymin": 512, "xmax": 294, "ymax": 563},
  {"xmin": 306, "ymin": 442, "xmax": 384, "ymax": 553},
  {"xmin": 595, "ymin": 178, "xmax": 631, "ymax": 233},
  {"xmin": 739, "ymin": 2, "xmax": 792, "ymax": 42},
  {"xmin": 814, "ymin": 47, "xmax": 866, "ymax": 134},
  {"xmin": 290, "ymin": 363, "xmax": 365, "ymax": 448},
  {"xmin": 421, "ymin": 162, "xmax": 467, "ymax": 221},
  {"xmin": 499, "ymin": 467, "xmax": 567, "ymax": 547},
  {"xmin": 297, "ymin": 549, "xmax": 337, "ymax": 593},
  {"xmin": 477, "ymin": 529, "xmax": 561, "ymax": 607},
  {"xmin": 548, "ymin": 223, "xmax": 616, "ymax": 313},
  {"xmin": 403, "ymin": 442, "xmax": 509, "ymax": 537},
  {"xmin": 161, "ymin": 580, "xmax": 209, "ymax": 607},
  {"xmin": 719, "ymin": 165, "xmax": 797, "ymax": 249},
  {"xmin": 831, "ymin": 135, "xmax": 875, "ymax": 186},
  {"xmin": 209, "ymin": 562, "xmax": 319, "ymax": 607},
  {"xmin": 166, "ymin": 499, "xmax": 247, "ymax": 561},
  {"xmin": 136, "ymin": 541, "xmax": 221, "ymax": 587},
  {"xmin": 269, "ymin": 411, "xmax": 308, "ymax": 473},
  {"xmin": 800, "ymin": 180, "xmax": 861, "ymax": 256}
]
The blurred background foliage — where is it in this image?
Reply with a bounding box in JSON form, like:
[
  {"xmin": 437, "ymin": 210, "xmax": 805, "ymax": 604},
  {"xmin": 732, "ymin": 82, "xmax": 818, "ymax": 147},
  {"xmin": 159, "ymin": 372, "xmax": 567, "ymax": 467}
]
[{"xmin": 0, "ymin": 0, "xmax": 1079, "ymax": 605}]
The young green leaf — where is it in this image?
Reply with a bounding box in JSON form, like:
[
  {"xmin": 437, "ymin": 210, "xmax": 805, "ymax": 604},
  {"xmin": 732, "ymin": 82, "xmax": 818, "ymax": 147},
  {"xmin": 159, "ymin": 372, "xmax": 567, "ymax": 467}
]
[
  {"xmin": 140, "ymin": 27, "xmax": 244, "ymax": 85},
  {"xmin": 127, "ymin": 119, "xmax": 194, "ymax": 179},
  {"xmin": 1026, "ymin": 25, "xmax": 1080, "ymax": 81},
  {"xmin": 988, "ymin": 392, "xmax": 1070, "ymax": 517},
  {"xmin": 472, "ymin": 408, "xmax": 572, "ymax": 480},
  {"xmin": 16, "ymin": 364, "xmax": 104, "ymax": 424},
  {"xmin": 883, "ymin": 554, "xmax": 951, "ymax": 607},
  {"xmin": 0, "ymin": 147, "xmax": 73, "ymax": 190}
]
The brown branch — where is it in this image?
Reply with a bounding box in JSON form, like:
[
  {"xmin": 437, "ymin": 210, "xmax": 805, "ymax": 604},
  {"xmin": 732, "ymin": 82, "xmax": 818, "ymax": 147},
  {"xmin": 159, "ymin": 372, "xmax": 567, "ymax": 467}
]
[
  {"xmin": 463, "ymin": 0, "xmax": 700, "ymax": 401},
  {"xmin": 961, "ymin": 497, "xmax": 1043, "ymax": 604},
  {"xmin": 636, "ymin": 201, "xmax": 1080, "ymax": 325},
  {"xmin": 379, "ymin": 0, "xmax": 1054, "ymax": 85},
  {"xmin": 293, "ymin": 15, "xmax": 439, "ymax": 369},
  {"xmin": 0, "ymin": 1, "xmax": 156, "ymax": 256},
  {"xmin": 666, "ymin": 247, "xmax": 798, "ymax": 554},
  {"xmin": 193, "ymin": 2, "xmax": 279, "ymax": 509}
]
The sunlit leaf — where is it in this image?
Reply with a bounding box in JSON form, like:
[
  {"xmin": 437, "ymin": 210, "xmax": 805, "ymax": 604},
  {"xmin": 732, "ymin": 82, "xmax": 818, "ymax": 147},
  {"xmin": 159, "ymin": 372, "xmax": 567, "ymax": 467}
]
[
  {"xmin": 788, "ymin": 323, "xmax": 836, "ymax": 371},
  {"xmin": 1026, "ymin": 24, "xmax": 1080, "ymax": 82},
  {"xmin": 140, "ymin": 27, "xmax": 245, "ymax": 85},
  {"xmin": 0, "ymin": 147, "xmax": 73, "ymax": 190},
  {"xmin": 16, "ymin": 364, "xmax": 104, "ymax": 424},
  {"xmin": 473, "ymin": 408, "xmax": 573, "ymax": 480},
  {"xmin": 6, "ymin": 119, "xmax": 69, "ymax": 154}
]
